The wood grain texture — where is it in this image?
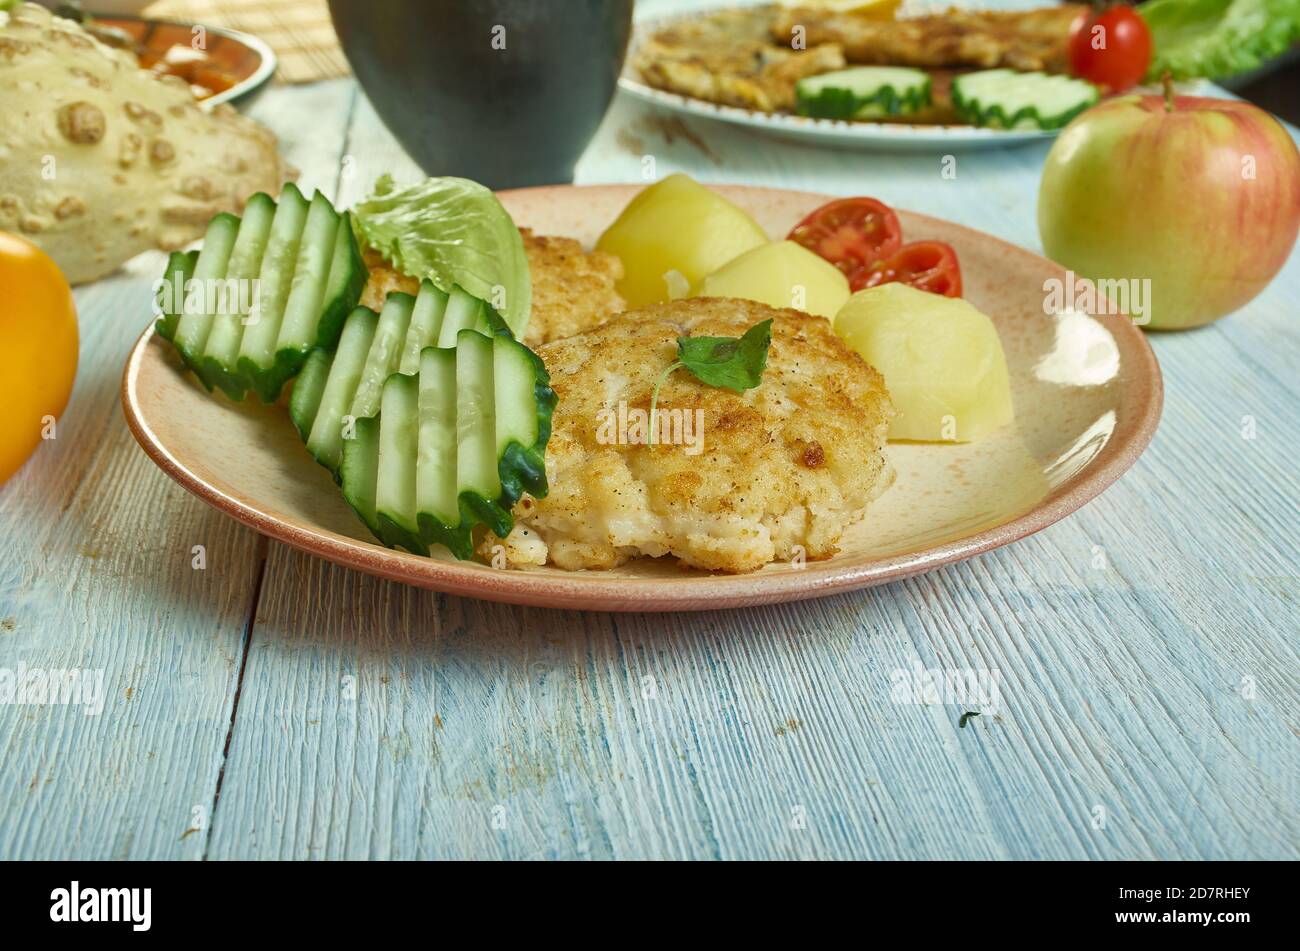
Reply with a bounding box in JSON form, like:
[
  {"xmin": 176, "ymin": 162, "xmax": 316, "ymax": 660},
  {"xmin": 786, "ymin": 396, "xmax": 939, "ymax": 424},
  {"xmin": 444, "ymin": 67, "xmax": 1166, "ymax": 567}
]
[
  {"xmin": 0, "ymin": 261, "xmax": 264, "ymax": 860},
  {"xmin": 2, "ymin": 4, "xmax": 1298, "ymax": 857},
  {"xmin": 205, "ymin": 80, "xmax": 1297, "ymax": 859}
]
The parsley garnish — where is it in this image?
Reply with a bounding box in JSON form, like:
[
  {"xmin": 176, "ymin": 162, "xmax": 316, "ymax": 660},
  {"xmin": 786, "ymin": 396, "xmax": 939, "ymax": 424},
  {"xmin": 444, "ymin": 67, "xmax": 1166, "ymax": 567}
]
[{"xmin": 648, "ymin": 319, "xmax": 772, "ymax": 445}]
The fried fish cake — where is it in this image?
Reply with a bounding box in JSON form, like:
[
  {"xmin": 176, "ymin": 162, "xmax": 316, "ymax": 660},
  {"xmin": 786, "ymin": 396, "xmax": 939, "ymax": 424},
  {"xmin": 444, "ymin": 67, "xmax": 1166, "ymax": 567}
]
[
  {"xmin": 359, "ymin": 229, "xmax": 625, "ymax": 347},
  {"xmin": 485, "ymin": 298, "xmax": 895, "ymax": 573},
  {"xmin": 634, "ymin": 6, "xmax": 846, "ymax": 113},
  {"xmin": 771, "ymin": 4, "xmax": 1084, "ymax": 73},
  {"xmin": 517, "ymin": 228, "xmax": 625, "ymax": 345}
]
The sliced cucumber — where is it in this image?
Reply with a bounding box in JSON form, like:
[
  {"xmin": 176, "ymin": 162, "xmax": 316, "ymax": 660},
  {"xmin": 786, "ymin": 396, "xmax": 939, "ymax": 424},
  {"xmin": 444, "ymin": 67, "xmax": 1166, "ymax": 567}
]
[
  {"xmin": 351, "ymin": 292, "xmax": 416, "ymax": 422},
  {"xmin": 415, "ymin": 347, "xmax": 458, "ymax": 533},
  {"xmin": 951, "ymin": 69, "xmax": 1099, "ymax": 130},
  {"xmin": 199, "ymin": 192, "xmax": 277, "ymax": 399},
  {"xmin": 340, "ymin": 414, "xmax": 381, "ymax": 539},
  {"xmin": 304, "ymin": 300, "xmax": 556, "ymax": 559},
  {"xmin": 155, "ymin": 249, "xmax": 198, "ymax": 343},
  {"xmin": 271, "ymin": 193, "xmax": 344, "ymax": 371},
  {"xmin": 374, "ymin": 372, "xmax": 427, "ymax": 555},
  {"xmin": 156, "ymin": 184, "xmax": 366, "ymax": 403},
  {"xmin": 399, "ymin": 281, "xmax": 449, "ymax": 374},
  {"xmin": 453, "ymin": 328, "xmax": 508, "ymax": 536},
  {"xmin": 493, "ymin": 333, "xmax": 550, "ymax": 504},
  {"xmin": 437, "ymin": 286, "xmax": 490, "ymax": 347},
  {"xmin": 234, "ymin": 184, "xmax": 309, "ymax": 384},
  {"xmin": 302, "ymin": 306, "xmax": 378, "ymax": 472},
  {"xmin": 171, "ymin": 213, "xmax": 240, "ymax": 379},
  {"xmin": 796, "ymin": 66, "xmax": 932, "ymax": 120},
  {"xmin": 293, "ymin": 281, "xmax": 467, "ymax": 471},
  {"xmin": 314, "ymin": 211, "xmax": 368, "ymax": 357},
  {"xmin": 288, "ymin": 348, "xmax": 331, "ymax": 443}
]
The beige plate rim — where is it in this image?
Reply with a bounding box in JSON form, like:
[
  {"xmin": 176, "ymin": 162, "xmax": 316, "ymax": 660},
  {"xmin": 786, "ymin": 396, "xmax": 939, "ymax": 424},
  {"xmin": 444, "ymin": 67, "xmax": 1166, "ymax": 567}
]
[{"xmin": 121, "ymin": 183, "xmax": 1163, "ymax": 612}]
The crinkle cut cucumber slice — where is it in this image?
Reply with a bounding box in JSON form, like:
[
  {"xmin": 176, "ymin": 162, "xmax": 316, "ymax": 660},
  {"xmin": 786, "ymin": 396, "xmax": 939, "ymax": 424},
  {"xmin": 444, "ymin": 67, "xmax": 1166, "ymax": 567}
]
[
  {"xmin": 796, "ymin": 66, "xmax": 932, "ymax": 120},
  {"xmin": 951, "ymin": 69, "xmax": 1099, "ymax": 130},
  {"xmin": 319, "ymin": 319, "xmax": 555, "ymax": 560},
  {"xmin": 155, "ymin": 249, "xmax": 198, "ymax": 343},
  {"xmin": 156, "ymin": 184, "xmax": 366, "ymax": 403}
]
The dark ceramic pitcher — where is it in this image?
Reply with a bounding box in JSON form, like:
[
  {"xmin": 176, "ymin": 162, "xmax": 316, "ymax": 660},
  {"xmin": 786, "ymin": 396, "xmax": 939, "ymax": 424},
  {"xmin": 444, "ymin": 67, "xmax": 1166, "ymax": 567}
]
[{"xmin": 328, "ymin": 0, "xmax": 635, "ymax": 188}]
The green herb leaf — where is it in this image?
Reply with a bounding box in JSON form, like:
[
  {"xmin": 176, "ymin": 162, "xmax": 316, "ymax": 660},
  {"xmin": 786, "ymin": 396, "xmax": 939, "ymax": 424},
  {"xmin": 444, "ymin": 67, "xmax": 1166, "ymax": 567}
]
[
  {"xmin": 677, "ymin": 318, "xmax": 773, "ymax": 392},
  {"xmin": 648, "ymin": 320, "xmax": 772, "ymax": 445},
  {"xmin": 958, "ymin": 711, "xmax": 981, "ymax": 729}
]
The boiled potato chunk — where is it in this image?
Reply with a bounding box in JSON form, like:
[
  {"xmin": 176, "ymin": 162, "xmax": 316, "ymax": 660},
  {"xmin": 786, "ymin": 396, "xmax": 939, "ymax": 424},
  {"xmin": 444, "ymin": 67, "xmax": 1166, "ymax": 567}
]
[
  {"xmin": 834, "ymin": 283, "xmax": 1013, "ymax": 442},
  {"xmin": 691, "ymin": 240, "xmax": 850, "ymax": 319},
  {"xmin": 596, "ymin": 173, "xmax": 768, "ymax": 307}
]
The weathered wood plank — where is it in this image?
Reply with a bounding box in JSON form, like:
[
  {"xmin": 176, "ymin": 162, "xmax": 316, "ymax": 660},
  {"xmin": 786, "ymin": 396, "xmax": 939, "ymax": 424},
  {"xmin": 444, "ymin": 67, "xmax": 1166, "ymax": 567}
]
[
  {"xmin": 0, "ymin": 260, "xmax": 266, "ymax": 859},
  {"xmin": 202, "ymin": 79, "xmax": 1299, "ymax": 859},
  {"xmin": 0, "ymin": 79, "xmax": 358, "ymax": 859}
]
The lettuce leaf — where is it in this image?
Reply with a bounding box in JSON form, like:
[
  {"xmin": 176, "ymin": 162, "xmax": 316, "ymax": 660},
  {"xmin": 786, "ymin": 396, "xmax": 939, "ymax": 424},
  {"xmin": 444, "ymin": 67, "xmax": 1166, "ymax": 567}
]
[
  {"xmin": 1142, "ymin": 0, "xmax": 1300, "ymax": 81},
  {"xmin": 352, "ymin": 175, "xmax": 532, "ymax": 338}
]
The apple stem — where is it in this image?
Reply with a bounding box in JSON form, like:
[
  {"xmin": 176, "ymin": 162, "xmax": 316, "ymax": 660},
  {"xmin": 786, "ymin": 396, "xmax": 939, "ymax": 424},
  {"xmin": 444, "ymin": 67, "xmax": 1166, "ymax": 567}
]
[{"xmin": 1161, "ymin": 70, "xmax": 1174, "ymax": 112}]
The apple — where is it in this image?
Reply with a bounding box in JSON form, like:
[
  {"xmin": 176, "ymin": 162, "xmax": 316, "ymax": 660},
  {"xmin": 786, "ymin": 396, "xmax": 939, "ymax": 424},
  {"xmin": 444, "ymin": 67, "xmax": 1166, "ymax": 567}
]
[{"xmin": 1038, "ymin": 94, "xmax": 1300, "ymax": 330}]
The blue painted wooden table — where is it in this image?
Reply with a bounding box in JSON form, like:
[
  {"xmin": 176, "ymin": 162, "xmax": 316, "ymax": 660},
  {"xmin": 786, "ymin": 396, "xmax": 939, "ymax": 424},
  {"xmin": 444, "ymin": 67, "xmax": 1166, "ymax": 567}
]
[{"xmin": 1, "ymin": 5, "xmax": 1297, "ymax": 860}]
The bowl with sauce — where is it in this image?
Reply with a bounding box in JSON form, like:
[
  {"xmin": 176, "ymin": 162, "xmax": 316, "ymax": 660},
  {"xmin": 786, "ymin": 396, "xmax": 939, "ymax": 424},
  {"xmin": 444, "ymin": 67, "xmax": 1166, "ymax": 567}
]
[{"xmin": 89, "ymin": 14, "xmax": 277, "ymax": 109}]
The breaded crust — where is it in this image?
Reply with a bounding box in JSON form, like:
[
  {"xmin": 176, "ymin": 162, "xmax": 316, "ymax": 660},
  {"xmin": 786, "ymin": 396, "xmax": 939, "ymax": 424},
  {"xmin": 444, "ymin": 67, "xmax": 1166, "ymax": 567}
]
[
  {"xmin": 770, "ymin": 4, "xmax": 1084, "ymax": 73},
  {"xmin": 359, "ymin": 229, "xmax": 626, "ymax": 347},
  {"xmin": 486, "ymin": 298, "xmax": 894, "ymax": 573},
  {"xmin": 635, "ymin": 7, "xmax": 846, "ymax": 113},
  {"xmin": 517, "ymin": 228, "xmax": 625, "ymax": 346}
]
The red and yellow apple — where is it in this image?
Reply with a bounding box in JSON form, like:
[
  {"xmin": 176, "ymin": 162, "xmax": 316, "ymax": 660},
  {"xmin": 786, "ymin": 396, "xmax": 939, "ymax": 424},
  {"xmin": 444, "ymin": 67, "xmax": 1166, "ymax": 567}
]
[{"xmin": 1038, "ymin": 95, "xmax": 1300, "ymax": 330}]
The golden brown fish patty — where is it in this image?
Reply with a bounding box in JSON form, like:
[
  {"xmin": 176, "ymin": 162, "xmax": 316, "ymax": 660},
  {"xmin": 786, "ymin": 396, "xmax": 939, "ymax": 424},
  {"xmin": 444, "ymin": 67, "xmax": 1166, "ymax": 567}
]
[
  {"xmin": 359, "ymin": 229, "xmax": 625, "ymax": 347},
  {"xmin": 485, "ymin": 298, "xmax": 895, "ymax": 573},
  {"xmin": 771, "ymin": 4, "xmax": 1084, "ymax": 73}
]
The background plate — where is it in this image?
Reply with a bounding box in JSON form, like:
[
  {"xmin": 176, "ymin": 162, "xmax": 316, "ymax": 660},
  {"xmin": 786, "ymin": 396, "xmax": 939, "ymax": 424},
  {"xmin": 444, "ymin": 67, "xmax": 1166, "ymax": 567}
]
[{"xmin": 122, "ymin": 184, "xmax": 1162, "ymax": 611}]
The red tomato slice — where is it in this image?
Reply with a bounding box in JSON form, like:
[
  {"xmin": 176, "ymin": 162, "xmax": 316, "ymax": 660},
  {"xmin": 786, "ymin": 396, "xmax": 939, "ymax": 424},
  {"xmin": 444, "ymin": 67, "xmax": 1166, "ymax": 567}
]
[
  {"xmin": 1068, "ymin": 5, "xmax": 1152, "ymax": 93},
  {"xmin": 863, "ymin": 241, "xmax": 962, "ymax": 297},
  {"xmin": 788, "ymin": 197, "xmax": 903, "ymax": 290}
]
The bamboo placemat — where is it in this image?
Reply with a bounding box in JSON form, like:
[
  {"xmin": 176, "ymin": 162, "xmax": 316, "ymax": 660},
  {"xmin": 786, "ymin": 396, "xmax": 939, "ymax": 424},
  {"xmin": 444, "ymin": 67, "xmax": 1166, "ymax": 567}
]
[{"xmin": 144, "ymin": 0, "xmax": 350, "ymax": 83}]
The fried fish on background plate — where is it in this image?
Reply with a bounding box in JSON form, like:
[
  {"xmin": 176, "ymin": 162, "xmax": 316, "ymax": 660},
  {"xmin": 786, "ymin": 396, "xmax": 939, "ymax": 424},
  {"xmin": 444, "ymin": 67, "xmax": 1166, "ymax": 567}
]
[
  {"xmin": 770, "ymin": 3, "xmax": 1085, "ymax": 73},
  {"xmin": 632, "ymin": 5, "xmax": 846, "ymax": 112},
  {"xmin": 360, "ymin": 228, "xmax": 626, "ymax": 347},
  {"xmin": 482, "ymin": 298, "xmax": 895, "ymax": 574}
]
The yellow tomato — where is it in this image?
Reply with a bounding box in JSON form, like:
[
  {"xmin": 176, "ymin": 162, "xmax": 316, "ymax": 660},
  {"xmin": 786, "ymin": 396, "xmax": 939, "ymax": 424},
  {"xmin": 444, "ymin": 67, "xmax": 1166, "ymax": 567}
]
[{"xmin": 0, "ymin": 232, "xmax": 79, "ymax": 485}]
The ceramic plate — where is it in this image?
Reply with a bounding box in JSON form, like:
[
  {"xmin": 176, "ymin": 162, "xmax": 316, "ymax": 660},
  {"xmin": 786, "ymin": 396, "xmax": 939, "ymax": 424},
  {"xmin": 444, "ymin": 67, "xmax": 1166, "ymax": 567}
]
[
  {"xmin": 618, "ymin": 75, "xmax": 1058, "ymax": 152},
  {"xmin": 122, "ymin": 184, "xmax": 1162, "ymax": 611},
  {"xmin": 620, "ymin": 7, "xmax": 1210, "ymax": 153},
  {"xmin": 620, "ymin": 5, "xmax": 1058, "ymax": 152}
]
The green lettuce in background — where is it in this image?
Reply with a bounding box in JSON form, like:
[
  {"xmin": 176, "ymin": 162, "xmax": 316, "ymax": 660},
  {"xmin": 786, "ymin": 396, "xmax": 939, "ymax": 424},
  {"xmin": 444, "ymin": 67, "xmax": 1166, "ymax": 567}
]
[
  {"xmin": 1142, "ymin": 0, "xmax": 1300, "ymax": 81},
  {"xmin": 352, "ymin": 175, "xmax": 532, "ymax": 338}
]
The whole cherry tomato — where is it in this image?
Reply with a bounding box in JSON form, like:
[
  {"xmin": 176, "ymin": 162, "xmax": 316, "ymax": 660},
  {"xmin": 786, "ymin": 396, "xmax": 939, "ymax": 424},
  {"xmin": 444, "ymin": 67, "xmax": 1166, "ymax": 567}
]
[{"xmin": 1068, "ymin": 4, "xmax": 1153, "ymax": 93}]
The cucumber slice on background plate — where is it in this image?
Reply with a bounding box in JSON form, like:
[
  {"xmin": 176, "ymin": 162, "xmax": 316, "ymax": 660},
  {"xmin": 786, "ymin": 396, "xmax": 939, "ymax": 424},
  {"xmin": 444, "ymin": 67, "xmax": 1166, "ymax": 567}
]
[
  {"xmin": 296, "ymin": 299, "xmax": 556, "ymax": 560},
  {"xmin": 952, "ymin": 69, "xmax": 1099, "ymax": 130},
  {"xmin": 796, "ymin": 66, "xmax": 931, "ymax": 120},
  {"xmin": 156, "ymin": 184, "xmax": 366, "ymax": 403}
]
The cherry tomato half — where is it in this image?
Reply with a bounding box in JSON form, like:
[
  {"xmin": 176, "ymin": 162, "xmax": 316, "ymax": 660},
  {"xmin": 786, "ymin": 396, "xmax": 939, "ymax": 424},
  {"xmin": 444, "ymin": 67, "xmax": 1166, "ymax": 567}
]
[
  {"xmin": 788, "ymin": 197, "xmax": 903, "ymax": 290},
  {"xmin": 862, "ymin": 241, "xmax": 962, "ymax": 297},
  {"xmin": 1068, "ymin": 4, "xmax": 1152, "ymax": 93}
]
